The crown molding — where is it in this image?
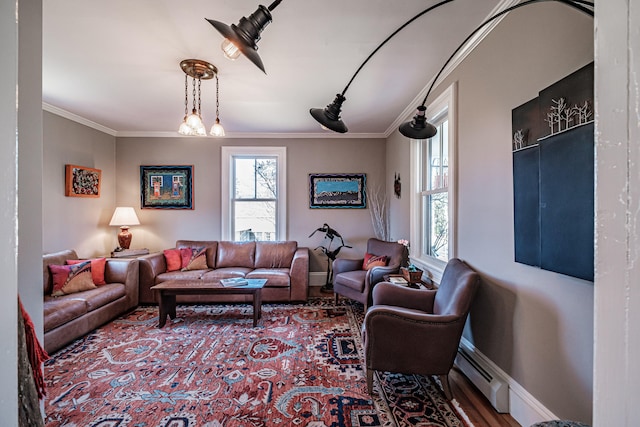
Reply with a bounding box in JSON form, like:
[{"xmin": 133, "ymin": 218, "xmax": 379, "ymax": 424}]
[
  {"xmin": 385, "ymin": 0, "xmax": 519, "ymax": 138},
  {"xmin": 42, "ymin": 102, "xmax": 117, "ymax": 136},
  {"xmin": 115, "ymin": 131, "xmax": 386, "ymax": 139}
]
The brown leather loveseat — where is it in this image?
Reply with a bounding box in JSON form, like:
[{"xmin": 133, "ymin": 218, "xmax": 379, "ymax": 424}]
[
  {"xmin": 43, "ymin": 249, "xmax": 139, "ymax": 354},
  {"xmin": 137, "ymin": 240, "xmax": 309, "ymax": 305}
]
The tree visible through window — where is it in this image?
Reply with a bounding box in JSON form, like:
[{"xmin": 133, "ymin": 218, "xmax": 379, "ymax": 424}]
[
  {"xmin": 233, "ymin": 157, "xmax": 277, "ymax": 241},
  {"xmin": 221, "ymin": 146, "xmax": 286, "ymax": 242},
  {"xmin": 422, "ymin": 118, "xmax": 449, "ymax": 261},
  {"xmin": 410, "ymin": 83, "xmax": 456, "ymax": 275}
]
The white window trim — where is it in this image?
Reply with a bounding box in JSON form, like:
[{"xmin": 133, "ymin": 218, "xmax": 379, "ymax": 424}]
[
  {"xmin": 221, "ymin": 146, "xmax": 287, "ymax": 241},
  {"xmin": 409, "ymin": 82, "xmax": 457, "ymax": 283}
]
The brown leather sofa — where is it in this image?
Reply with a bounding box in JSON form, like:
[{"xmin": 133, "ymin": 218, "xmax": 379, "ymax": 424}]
[
  {"xmin": 43, "ymin": 249, "xmax": 139, "ymax": 354},
  {"xmin": 137, "ymin": 240, "xmax": 309, "ymax": 305}
]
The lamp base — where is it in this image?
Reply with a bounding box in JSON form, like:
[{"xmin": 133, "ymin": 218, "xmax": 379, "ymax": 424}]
[{"xmin": 117, "ymin": 226, "xmax": 132, "ymax": 249}]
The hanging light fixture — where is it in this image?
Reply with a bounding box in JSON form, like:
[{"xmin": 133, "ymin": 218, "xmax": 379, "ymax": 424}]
[
  {"xmin": 210, "ymin": 75, "xmax": 225, "ymax": 137},
  {"xmin": 399, "ymin": 0, "xmax": 594, "ymax": 139},
  {"xmin": 178, "ymin": 59, "xmax": 217, "ymax": 137},
  {"xmin": 309, "ymin": 0, "xmax": 455, "ymax": 133},
  {"xmin": 309, "ymin": 0, "xmax": 593, "ymax": 135},
  {"xmin": 205, "ymin": 0, "xmax": 284, "ymax": 74}
]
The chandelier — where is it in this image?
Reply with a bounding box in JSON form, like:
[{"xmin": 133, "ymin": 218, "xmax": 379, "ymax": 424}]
[{"xmin": 177, "ymin": 59, "xmax": 225, "ymax": 137}]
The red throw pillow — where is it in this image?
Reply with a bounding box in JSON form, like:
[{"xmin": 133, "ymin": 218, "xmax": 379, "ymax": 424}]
[
  {"xmin": 49, "ymin": 261, "xmax": 96, "ymax": 296},
  {"xmin": 180, "ymin": 246, "xmax": 208, "ymax": 271},
  {"xmin": 363, "ymin": 254, "xmax": 388, "ymax": 270},
  {"xmin": 67, "ymin": 257, "xmax": 107, "ymax": 285},
  {"xmin": 164, "ymin": 248, "xmax": 182, "ymax": 272}
]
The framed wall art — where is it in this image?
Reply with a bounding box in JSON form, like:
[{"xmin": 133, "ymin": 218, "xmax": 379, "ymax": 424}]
[
  {"xmin": 140, "ymin": 165, "xmax": 193, "ymax": 209},
  {"xmin": 309, "ymin": 173, "xmax": 367, "ymax": 209},
  {"xmin": 65, "ymin": 164, "xmax": 101, "ymax": 198}
]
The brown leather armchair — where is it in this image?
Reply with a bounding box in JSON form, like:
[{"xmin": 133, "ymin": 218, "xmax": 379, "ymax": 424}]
[
  {"xmin": 362, "ymin": 258, "xmax": 480, "ymax": 399},
  {"xmin": 332, "ymin": 238, "xmax": 405, "ymax": 310}
]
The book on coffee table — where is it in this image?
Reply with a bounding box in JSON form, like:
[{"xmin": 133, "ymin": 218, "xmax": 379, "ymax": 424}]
[{"xmin": 220, "ymin": 277, "xmax": 249, "ymax": 287}]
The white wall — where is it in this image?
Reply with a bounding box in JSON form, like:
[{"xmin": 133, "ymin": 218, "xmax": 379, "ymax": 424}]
[
  {"xmin": 0, "ymin": 0, "xmax": 20, "ymax": 421},
  {"xmin": 388, "ymin": 3, "xmax": 594, "ymax": 424},
  {"xmin": 1, "ymin": 0, "xmax": 43, "ymax": 423},
  {"xmin": 593, "ymin": 0, "xmax": 640, "ymax": 425},
  {"xmin": 43, "ymin": 112, "xmax": 116, "ymax": 257}
]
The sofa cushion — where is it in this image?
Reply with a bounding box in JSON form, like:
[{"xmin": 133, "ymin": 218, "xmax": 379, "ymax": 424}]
[
  {"xmin": 43, "ymin": 249, "xmax": 78, "ymax": 296},
  {"xmin": 180, "ymin": 247, "xmax": 208, "ymax": 271},
  {"xmin": 163, "ymin": 249, "xmax": 182, "ymax": 272},
  {"xmin": 50, "ymin": 261, "xmax": 97, "ymax": 296},
  {"xmin": 255, "ymin": 241, "xmax": 296, "ymax": 268},
  {"xmin": 67, "ymin": 257, "xmax": 107, "ymax": 285},
  {"xmin": 156, "ymin": 270, "xmax": 206, "ymax": 283},
  {"xmin": 216, "ymin": 241, "xmax": 256, "ymax": 268},
  {"xmin": 363, "ymin": 254, "xmax": 388, "ymax": 270},
  {"xmin": 201, "ymin": 267, "xmax": 253, "ymax": 281},
  {"xmin": 246, "ymin": 268, "xmax": 290, "ymax": 287},
  {"xmin": 68, "ymin": 283, "xmax": 126, "ymax": 311},
  {"xmin": 177, "ymin": 240, "xmax": 217, "ymax": 268},
  {"xmin": 43, "ymin": 296, "xmax": 87, "ymax": 332}
]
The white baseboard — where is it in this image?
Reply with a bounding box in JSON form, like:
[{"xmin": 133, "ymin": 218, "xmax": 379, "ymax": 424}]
[{"xmin": 458, "ymin": 337, "xmax": 558, "ymax": 426}]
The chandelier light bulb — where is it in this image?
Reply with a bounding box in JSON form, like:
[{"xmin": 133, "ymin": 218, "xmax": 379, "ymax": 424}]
[
  {"xmin": 186, "ymin": 110, "xmax": 204, "ymax": 129},
  {"xmin": 221, "ymin": 39, "xmax": 242, "ymax": 61},
  {"xmin": 210, "ymin": 119, "xmax": 225, "ymax": 137},
  {"xmin": 178, "ymin": 119, "xmax": 193, "ymax": 135}
]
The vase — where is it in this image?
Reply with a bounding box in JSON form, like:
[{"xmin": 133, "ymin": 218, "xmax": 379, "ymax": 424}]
[{"xmin": 401, "ymin": 267, "xmax": 423, "ymax": 283}]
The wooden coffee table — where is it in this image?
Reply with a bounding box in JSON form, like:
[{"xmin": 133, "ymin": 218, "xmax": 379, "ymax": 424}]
[{"xmin": 150, "ymin": 279, "xmax": 267, "ymax": 327}]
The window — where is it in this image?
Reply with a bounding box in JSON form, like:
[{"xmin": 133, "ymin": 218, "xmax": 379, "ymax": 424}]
[
  {"xmin": 221, "ymin": 147, "xmax": 286, "ymax": 241},
  {"xmin": 410, "ymin": 83, "xmax": 456, "ymax": 277}
]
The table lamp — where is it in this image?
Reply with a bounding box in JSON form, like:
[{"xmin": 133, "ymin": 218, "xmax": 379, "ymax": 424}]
[{"xmin": 109, "ymin": 207, "xmax": 140, "ymax": 250}]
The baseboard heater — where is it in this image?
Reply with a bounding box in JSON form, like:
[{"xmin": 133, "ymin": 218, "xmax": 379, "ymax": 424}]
[{"xmin": 455, "ymin": 342, "xmax": 510, "ymax": 413}]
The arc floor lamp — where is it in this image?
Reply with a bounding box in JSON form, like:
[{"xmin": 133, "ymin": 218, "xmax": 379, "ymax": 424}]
[{"xmin": 309, "ymin": 0, "xmax": 594, "ymax": 136}]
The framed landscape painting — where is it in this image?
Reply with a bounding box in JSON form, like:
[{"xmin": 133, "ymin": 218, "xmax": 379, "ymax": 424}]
[
  {"xmin": 140, "ymin": 165, "xmax": 193, "ymax": 209},
  {"xmin": 309, "ymin": 173, "xmax": 367, "ymax": 209},
  {"xmin": 65, "ymin": 164, "xmax": 101, "ymax": 198}
]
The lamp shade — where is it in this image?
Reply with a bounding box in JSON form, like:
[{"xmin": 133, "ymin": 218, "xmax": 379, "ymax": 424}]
[
  {"xmin": 109, "ymin": 207, "xmax": 140, "ymax": 227},
  {"xmin": 309, "ymin": 94, "xmax": 348, "ymax": 133}
]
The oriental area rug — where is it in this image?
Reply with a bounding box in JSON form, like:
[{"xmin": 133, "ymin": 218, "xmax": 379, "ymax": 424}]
[{"xmin": 44, "ymin": 299, "xmax": 472, "ymax": 427}]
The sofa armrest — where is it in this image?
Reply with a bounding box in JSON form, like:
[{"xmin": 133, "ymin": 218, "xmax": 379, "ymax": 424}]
[
  {"xmin": 289, "ymin": 247, "xmax": 309, "ymax": 301},
  {"xmin": 104, "ymin": 258, "xmax": 139, "ymax": 309},
  {"xmin": 138, "ymin": 252, "xmax": 167, "ymax": 304}
]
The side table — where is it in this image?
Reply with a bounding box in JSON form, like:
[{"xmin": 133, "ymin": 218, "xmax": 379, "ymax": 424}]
[{"xmin": 384, "ymin": 274, "xmax": 435, "ymax": 290}]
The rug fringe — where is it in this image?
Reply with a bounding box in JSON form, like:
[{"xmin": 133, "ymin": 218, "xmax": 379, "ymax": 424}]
[{"xmin": 451, "ymin": 398, "xmax": 476, "ymax": 427}]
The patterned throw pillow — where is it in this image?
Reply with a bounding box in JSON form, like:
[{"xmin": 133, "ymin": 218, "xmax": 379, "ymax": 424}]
[
  {"xmin": 180, "ymin": 247, "xmax": 208, "ymax": 271},
  {"xmin": 164, "ymin": 249, "xmax": 182, "ymax": 272},
  {"xmin": 363, "ymin": 253, "xmax": 388, "ymax": 270},
  {"xmin": 67, "ymin": 257, "xmax": 107, "ymax": 285},
  {"xmin": 49, "ymin": 261, "xmax": 96, "ymax": 296}
]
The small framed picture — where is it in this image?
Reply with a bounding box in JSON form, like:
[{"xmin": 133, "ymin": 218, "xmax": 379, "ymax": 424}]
[
  {"xmin": 140, "ymin": 165, "xmax": 193, "ymax": 209},
  {"xmin": 65, "ymin": 164, "xmax": 101, "ymax": 198},
  {"xmin": 309, "ymin": 173, "xmax": 367, "ymax": 209}
]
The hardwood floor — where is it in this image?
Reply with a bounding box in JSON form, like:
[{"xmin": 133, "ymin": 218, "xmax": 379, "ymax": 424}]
[
  {"xmin": 311, "ymin": 287, "xmax": 521, "ymax": 426},
  {"xmin": 450, "ymin": 366, "xmax": 521, "ymax": 426}
]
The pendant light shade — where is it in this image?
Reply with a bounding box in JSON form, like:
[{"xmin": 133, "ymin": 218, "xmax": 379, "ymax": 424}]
[
  {"xmin": 206, "ymin": 0, "xmax": 283, "ymax": 74},
  {"xmin": 309, "ymin": 94, "xmax": 348, "ymax": 133},
  {"xmin": 398, "ymin": 106, "xmax": 438, "ymax": 139}
]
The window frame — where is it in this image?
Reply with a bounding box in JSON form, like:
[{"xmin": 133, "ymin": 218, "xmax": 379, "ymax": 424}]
[
  {"xmin": 409, "ymin": 82, "xmax": 457, "ymax": 282},
  {"xmin": 221, "ymin": 146, "xmax": 287, "ymax": 241}
]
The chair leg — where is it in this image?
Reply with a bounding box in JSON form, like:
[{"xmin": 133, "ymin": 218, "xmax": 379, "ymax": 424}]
[
  {"xmin": 366, "ymin": 369, "xmax": 374, "ymax": 394},
  {"xmin": 334, "ymin": 292, "xmax": 339, "ymax": 305},
  {"xmin": 439, "ymin": 374, "xmax": 453, "ymax": 400}
]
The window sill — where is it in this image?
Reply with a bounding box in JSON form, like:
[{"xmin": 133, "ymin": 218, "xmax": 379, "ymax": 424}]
[{"xmin": 411, "ymin": 256, "xmax": 446, "ymax": 285}]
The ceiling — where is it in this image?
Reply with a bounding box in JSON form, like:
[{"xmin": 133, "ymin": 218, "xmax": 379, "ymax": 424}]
[{"xmin": 42, "ymin": 0, "xmax": 507, "ymax": 138}]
